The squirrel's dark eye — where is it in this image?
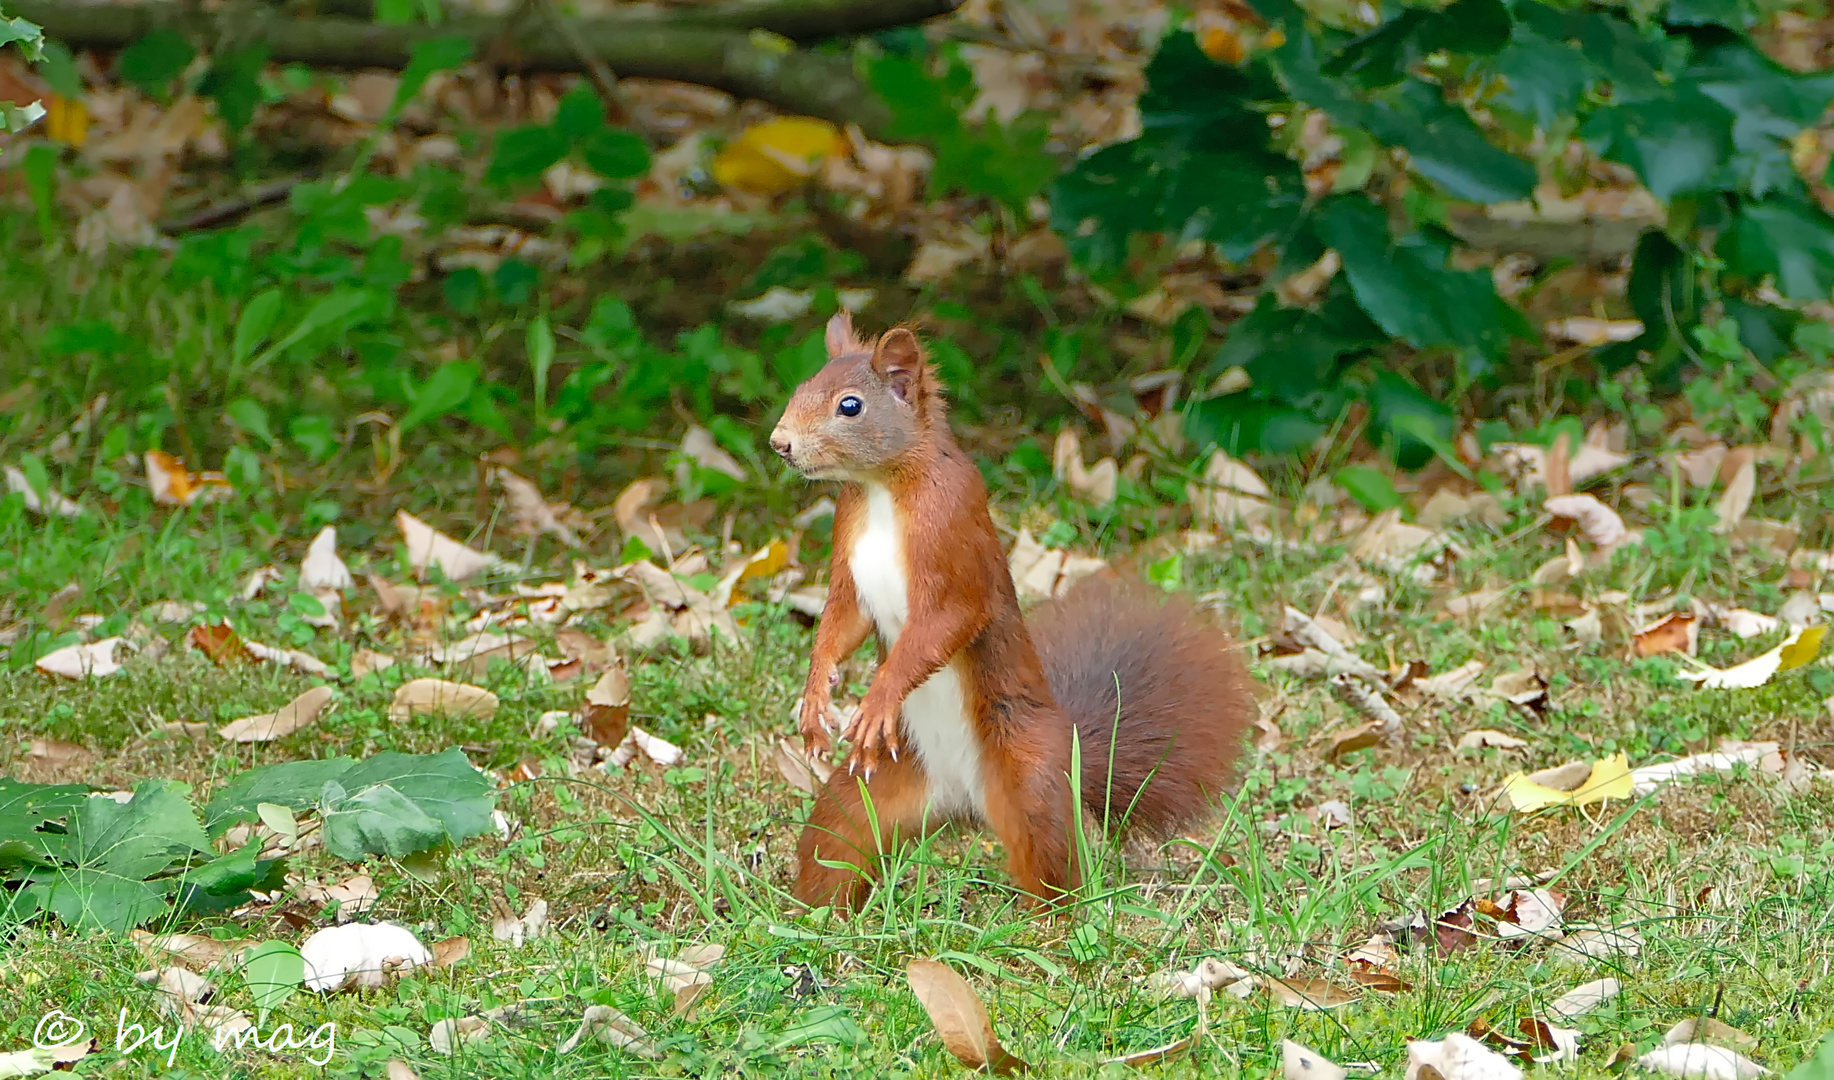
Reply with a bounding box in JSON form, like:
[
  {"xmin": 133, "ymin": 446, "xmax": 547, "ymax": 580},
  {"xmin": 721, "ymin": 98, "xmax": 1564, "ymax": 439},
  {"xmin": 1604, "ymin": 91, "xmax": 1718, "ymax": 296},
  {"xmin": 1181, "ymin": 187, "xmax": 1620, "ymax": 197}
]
[{"xmin": 837, "ymin": 395, "xmax": 863, "ymax": 417}]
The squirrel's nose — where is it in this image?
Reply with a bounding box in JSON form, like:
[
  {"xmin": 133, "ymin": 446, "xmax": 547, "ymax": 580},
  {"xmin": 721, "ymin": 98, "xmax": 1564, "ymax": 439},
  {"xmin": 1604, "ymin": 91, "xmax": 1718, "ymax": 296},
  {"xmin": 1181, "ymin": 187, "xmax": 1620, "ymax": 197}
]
[{"xmin": 769, "ymin": 429, "xmax": 793, "ymax": 460}]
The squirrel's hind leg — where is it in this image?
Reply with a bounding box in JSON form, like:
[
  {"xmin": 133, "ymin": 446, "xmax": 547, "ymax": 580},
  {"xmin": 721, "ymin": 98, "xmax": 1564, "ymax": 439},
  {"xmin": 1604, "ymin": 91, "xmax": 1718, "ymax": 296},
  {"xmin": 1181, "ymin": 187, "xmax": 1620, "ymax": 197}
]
[
  {"xmin": 980, "ymin": 721, "xmax": 1081, "ymax": 906},
  {"xmin": 793, "ymin": 755, "xmax": 933, "ymax": 912}
]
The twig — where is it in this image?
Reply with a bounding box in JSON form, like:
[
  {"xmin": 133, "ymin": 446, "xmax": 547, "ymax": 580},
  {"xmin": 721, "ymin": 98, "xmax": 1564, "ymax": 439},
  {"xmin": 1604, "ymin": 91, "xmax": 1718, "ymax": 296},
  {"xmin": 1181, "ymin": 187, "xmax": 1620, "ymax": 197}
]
[
  {"xmin": 538, "ymin": 0, "xmax": 629, "ymax": 125},
  {"xmin": 158, "ymin": 174, "xmax": 309, "ymax": 233}
]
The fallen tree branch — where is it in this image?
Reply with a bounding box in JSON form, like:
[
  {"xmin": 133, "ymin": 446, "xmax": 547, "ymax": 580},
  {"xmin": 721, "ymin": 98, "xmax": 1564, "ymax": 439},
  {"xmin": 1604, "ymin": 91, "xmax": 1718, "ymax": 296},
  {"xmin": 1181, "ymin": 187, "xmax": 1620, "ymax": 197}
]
[{"xmin": 12, "ymin": 0, "xmax": 962, "ymax": 141}]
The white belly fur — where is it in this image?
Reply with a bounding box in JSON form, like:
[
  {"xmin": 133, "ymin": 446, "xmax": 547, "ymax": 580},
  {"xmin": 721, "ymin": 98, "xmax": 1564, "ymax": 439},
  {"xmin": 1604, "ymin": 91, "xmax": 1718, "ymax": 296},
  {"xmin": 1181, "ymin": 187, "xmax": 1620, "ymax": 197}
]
[{"xmin": 848, "ymin": 483, "xmax": 986, "ymax": 820}]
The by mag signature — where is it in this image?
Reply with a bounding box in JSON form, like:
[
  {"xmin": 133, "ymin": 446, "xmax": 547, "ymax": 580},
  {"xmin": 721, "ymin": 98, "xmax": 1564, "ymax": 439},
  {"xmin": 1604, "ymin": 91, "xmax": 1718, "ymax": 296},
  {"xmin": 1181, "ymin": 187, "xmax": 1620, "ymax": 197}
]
[{"xmin": 34, "ymin": 1007, "xmax": 337, "ymax": 1066}]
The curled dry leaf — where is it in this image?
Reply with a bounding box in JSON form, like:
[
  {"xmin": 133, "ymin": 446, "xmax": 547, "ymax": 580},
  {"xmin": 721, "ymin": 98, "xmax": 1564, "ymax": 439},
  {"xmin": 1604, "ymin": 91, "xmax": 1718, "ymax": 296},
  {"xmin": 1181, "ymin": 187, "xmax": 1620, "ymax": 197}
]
[
  {"xmin": 679, "ymin": 425, "xmax": 748, "ymax": 483},
  {"xmin": 295, "ymin": 874, "xmax": 379, "ymax": 921},
  {"xmin": 430, "ymin": 936, "xmax": 470, "ymax": 969},
  {"xmin": 1715, "ymin": 608, "xmax": 1781, "ymax": 639},
  {"xmin": 581, "ymin": 664, "xmax": 632, "ymax": 747},
  {"xmin": 146, "ymin": 450, "xmax": 231, "ymax": 506},
  {"xmin": 1406, "ymin": 1032, "xmax": 1524, "ymax": 1080},
  {"xmin": 1629, "ymin": 744, "xmax": 1775, "ymax": 796},
  {"xmin": 1501, "ymin": 753, "xmax": 1634, "ymax": 812},
  {"xmin": 557, "ymin": 1004, "xmax": 657, "ymax": 1057},
  {"xmin": 1637, "ymin": 1044, "xmax": 1770, "ymax": 1079},
  {"xmin": 1634, "ymin": 612, "xmax": 1700, "ymax": 657},
  {"xmin": 218, "ymin": 686, "xmax": 336, "ymax": 743},
  {"xmin": 132, "ymin": 930, "xmax": 233, "ymax": 970},
  {"xmin": 1665, "ymin": 1018, "xmax": 1758, "ymax": 1050},
  {"xmin": 1285, "ymin": 1040, "xmax": 1349, "ymax": 1080},
  {"xmin": 351, "ymin": 649, "xmax": 396, "ymax": 678},
  {"xmin": 396, "ymin": 510, "xmax": 500, "ymax": 581},
  {"xmin": 1711, "ymin": 450, "xmax": 1757, "ymax": 535},
  {"xmin": 5, "ymin": 464, "xmax": 83, "ymax": 517},
  {"xmin": 1546, "ymin": 977, "xmax": 1620, "ymax": 1021},
  {"xmin": 1416, "ymin": 660, "xmax": 1488, "ymax": 700},
  {"xmin": 643, "ymin": 943, "xmax": 724, "ymax": 993},
  {"xmin": 1675, "ymin": 626, "xmax": 1826, "ymax": 690},
  {"xmin": 389, "ymin": 678, "xmax": 499, "ymax": 722},
  {"xmin": 300, "ymin": 922, "xmax": 432, "ymax": 992},
  {"xmin": 1545, "ymin": 494, "xmax": 1631, "ymax": 551},
  {"xmin": 774, "ymin": 737, "xmax": 835, "ymax": 794},
  {"xmin": 1188, "ymin": 450, "xmax": 1271, "ymax": 528},
  {"xmin": 494, "ymin": 468, "xmax": 584, "ymax": 547},
  {"xmin": 429, "ymin": 1015, "xmax": 490, "ymax": 1055},
  {"xmin": 299, "ymin": 526, "xmax": 354, "ymax": 592},
  {"xmin": 35, "ymin": 637, "xmax": 130, "ymax": 679},
  {"xmin": 1151, "ymin": 956, "xmax": 1254, "ymax": 1000},
  {"xmin": 1351, "ymin": 510, "xmax": 1453, "ymax": 570},
  {"xmin": 1009, "ymin": 528, "xmax": 1108, "ymax": 602},
  {"xmin": 1549, "ymin": 925, "xmax": 1643, "ymax": 961},
  {"xmin": 1494, "ymin": 442, "xmax": 1629, "ymax": 491},
  {"xmin": 489, "ymin": 898, "xmax": 549, "ymax": 948},
  {"xmin": 605, "ymin": 726, "xmax": 684, "ymax": 769},
  {"xmin": 244, "ymin": 639, "xmax": 333, "ymax": 678},
  {"xmin": 1282, "ymin": 607, "xmax": 1385, "ymax": 680},
  {"xmin": 1053, "ymin": 428, "xmax": 1119, "ymax": 506},
  {"xmin": 712, "ymin": 538, "xmax": 791, "ymax": 607},
  {"xmin": 136, "ymin": 965, "xmax": 216, "ymax": 1009},
  {"xmin": 906, "ymin": 960, "xmax": 1027, "ymax": 1075}
]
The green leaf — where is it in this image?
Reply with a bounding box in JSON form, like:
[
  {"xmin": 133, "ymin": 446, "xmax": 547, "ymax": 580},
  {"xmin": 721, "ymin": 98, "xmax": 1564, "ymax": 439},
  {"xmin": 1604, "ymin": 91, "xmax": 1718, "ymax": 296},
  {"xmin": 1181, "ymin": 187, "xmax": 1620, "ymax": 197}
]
[
  {"xmin": 1210, "ymin": 290, "xmax": 1380, "ymax": 405},
  {"xmin": 389, "ymin": 36, "xmax": 472, "ymax": 124},
  {"xmin": 1582, "ymin": 92, "xmax": 1734, "ymax": 201},
  {"xmin": 1336, "ymin": 466, "xmax": 1404, "ymax": 512},
  {"xmin": 66, "ymin": 781, "xmax": 211, "ymax": 880},
  {"xmin": 118, "ymin": 28, "xmax": 195, "ymax": 96},
  {"xmin": 320, "ymin": 783, "xmax": 447, "ymax": 859},
  {"xmin": 1721, "ymin": 197, "xmax": 1834, "ymax": 302},
  {"xmin": 199, "ymin": 45, "xmax": 270, "ymax": 139},
  {"xmin": 225, "ymin": 445, "xmax": 262, "ymax": 491},
  {"xmin": 316, "ymin": 748, "xmax": 496, "ymax": 861},
  {"xmin": 1, "ymin": 14, "xmax": 47, "ymax": 61},
  {"xmin": 1489, "ymin": 28, "xmax": 1595, "ymax": 130},
  {"xmin": 554, "ymin": 83, "xmax": 605, "ymax": 141},
  {"xmin": 0, "ymin": 777, "xmax": 91, "ymax": 870},
  {"xmin": 1311, "ymin": 195, "xmax": 1527, "ymax": 367},
  {"xmin": 869, "ymin": 51, "xmax": 1056, "ymax": 212},
  {"xmin": 204, "ymin": 758, "xmax": 357, "ymax": 836},
  {"xmin": 289, "ymin": 415, "xmax": 339, "ymax": 461},
  {"xmin": 240, "ymin": 941, "xmax": 305, "ymax": 1026},
  {"xmin": 37, "ymin": 41, "xmax": 81, "ymax": 99},
  {"xmin": 233, "ymin": 290, "xmax": 285, "ymax": 365},
  {"xmin": 400, "ymin": 362, "xmax": 480, "ymax": 434},
  {"xmin": 23, "ymin": 870, "xmax": 173, "ymax": 935},
  {"xmin": 1597, "ymin": 229, "xmax": 1696, "ymax": 372},
  {"xmin": 225, "ymin": 398, "xmax": 275, "ymax": 447},
  {"xmin": 579, "ymin": 128, "xmax": 650, "ymax": 179},
  {"xmin": 22, "ymin": 142, "xmax": 56, "ymax": 232},
  {"xmin": 1666, "ymin": 0, "xmax": 1751, "ymax": 27},
  {"xmin": 1362, "ymin": 80, "xmax": 1538, "ymax": 203},
  {"xmin": 1365, "ymin": 370, "xmax": 1456, "ymax": 470},
  {"xmin": 252, "ymin": 289, "xmax": 375, "ymax": 370},
  {"xmin": 488, "ymin": 125, "xmax": 569, "ymax": 187},
  {"xmin": 1325, "ymin": 0, "xmax": 1511, "ymax": 87},
  {"xmin": 527, "ymin": 316, "xmax": 555, "ymax": 411},
  {"xmin": 773, "ymin": 1006, "xmax": 868, "ymax": 1049},
  {"xmin": 15, "ymin": 452, "xmax": 50, "ymax": 505}
]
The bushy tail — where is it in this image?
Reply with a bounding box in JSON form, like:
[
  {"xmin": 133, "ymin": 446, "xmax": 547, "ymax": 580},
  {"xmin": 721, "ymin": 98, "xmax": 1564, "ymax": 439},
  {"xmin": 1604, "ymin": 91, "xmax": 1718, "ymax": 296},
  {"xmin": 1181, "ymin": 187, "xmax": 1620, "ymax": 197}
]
[{"xmin": 1026, "ymin": 576, "xmax": 1255, "ymax": 838}]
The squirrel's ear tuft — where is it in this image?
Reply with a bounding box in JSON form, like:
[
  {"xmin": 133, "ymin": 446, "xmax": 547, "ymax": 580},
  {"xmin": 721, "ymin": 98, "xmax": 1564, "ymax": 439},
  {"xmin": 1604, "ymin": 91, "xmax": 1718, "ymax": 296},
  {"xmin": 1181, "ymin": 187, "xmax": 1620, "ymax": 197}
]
[
  {"xmin": 871, "ymin": 328, "xmax": 925, "ymax": 404},
  {"xmin": 825, "ymin": 310, "xmax": 861, "ymax": 358}
]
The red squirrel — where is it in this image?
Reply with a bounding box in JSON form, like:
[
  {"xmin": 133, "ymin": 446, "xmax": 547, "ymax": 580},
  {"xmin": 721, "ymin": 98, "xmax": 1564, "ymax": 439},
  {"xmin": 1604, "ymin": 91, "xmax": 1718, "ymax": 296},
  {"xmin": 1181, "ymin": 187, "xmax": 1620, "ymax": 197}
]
[{"xmin": 768, "ymin": 313, "xmax": 1254, "ymax": 911}]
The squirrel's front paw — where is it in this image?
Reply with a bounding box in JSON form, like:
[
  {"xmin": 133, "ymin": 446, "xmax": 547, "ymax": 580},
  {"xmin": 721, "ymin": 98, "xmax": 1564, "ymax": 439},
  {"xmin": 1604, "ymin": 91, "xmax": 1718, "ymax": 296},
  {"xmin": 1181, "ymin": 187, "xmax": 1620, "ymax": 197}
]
[
  {"xmin": 797, "ymin": 694, "xmax": 836, "ymax": 757},
  {"xmin": 843, "ymin": 700, "xmax": 901, "ymax": 775}
]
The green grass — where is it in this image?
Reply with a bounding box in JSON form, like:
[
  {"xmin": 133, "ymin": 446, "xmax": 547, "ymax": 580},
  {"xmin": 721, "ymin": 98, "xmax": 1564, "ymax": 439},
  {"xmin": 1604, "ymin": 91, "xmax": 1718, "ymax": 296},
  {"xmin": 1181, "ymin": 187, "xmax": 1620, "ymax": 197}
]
[{"xmin": 2, "ymin": 226, "xmax": 1833, "ymax": 1080}]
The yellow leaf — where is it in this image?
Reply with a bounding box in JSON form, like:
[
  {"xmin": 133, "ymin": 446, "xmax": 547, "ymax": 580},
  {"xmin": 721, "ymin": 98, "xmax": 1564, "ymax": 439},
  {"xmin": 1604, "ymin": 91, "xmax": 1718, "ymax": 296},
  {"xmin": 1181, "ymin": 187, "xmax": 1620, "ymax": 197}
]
[
  {"xmin": 1502, "ymin": 753, "xmax": 1633, "ymax": 812},
  {"xmin": 46, "ymin": 94, "xmax": 88, "ymax": 147},
  {"xmin": 710, "ymin": 118, "xmax": 844, "ymax": 196},
  {"xmin": 1777, "ymin": 625, "xmax": 1826, "ymax": 672},
  {"xmin": 738, "ymin": 538, "xmax": 789, "ymax": 583}
]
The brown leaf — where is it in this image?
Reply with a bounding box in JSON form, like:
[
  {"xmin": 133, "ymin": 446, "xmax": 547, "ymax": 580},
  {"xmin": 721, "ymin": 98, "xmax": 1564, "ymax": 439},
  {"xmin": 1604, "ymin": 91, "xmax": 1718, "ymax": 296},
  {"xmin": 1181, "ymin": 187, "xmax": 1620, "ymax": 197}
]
[
  {"xmin": 581, "ymin": 664, "xmax": 632, "ymax": 746},
  {"xmin": 187, "ymin": 621, "xmax": 250, "ymax": 664},
  {"xmin": 673, "ymin": 982, "xmax": 710, "ymax": 1019},
  {"xmin": 1633, "ymin": 612, "xmax": 1699, "ymax": 658},
  {"xmin": 431, "ymin": 936, "xmax": 470, "ymax": 969},
  {"xmin": 1327, "ymin": 721, "xmax": 1383, "ymax": 760},
  {"xmin": 27, "ymin": 738, "xmax": 88, "ymax": 766},
  {"xmin": 218, "ymin": 686, "xmax": 336, "ymax": 743},
  {"xmin": 774, "ymin": 738, "xmax": 835, "ymax": 794},
  {"xmin": 389, "ymin": 678, "xmax": 499, "ymax": 721},
  {"xmin": 1435, "ymin": 901, "xmax": 1479, "ymax": 953},
  {"xmin": 906, "ymin": 959, "xmax": 1028, "ymax": 1074},
  {"xmin": 1265, "ymin": 977, "xmax": 1361, "ymax": 1010},
  {"xmin": 1284, "ymin": 1040, "xmax": 1348, "ymax": 1080},
  {"xmin": 1348, "ymin": 969, "xmax": 1413, "ymax": 993},
  {"xmin": 1712, "ymin": 449, "xmax": 1757, "ymax": 535},
  {"xmin": 1546, "ymin": 431, "xmax": 1572, "ymax": 497}
]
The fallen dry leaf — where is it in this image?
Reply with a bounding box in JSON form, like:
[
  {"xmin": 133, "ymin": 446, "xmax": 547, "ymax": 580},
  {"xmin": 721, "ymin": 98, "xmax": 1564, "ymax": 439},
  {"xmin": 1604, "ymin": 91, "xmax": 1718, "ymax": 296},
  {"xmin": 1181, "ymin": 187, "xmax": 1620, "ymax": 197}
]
[
  {"xmin": 299, "ymin": 526, "xmax": 354, "ymax": 592},
  {"xmin": 1501, "ymin": 753, "xmax": 1634, "ymax": 812},
  {"xmin": 27, "ymin": 738, "xmax": 88, "ymax": 766},
  {"xmin": 35, "ymin": 637, "xmax": 130, "ymax": 679},
  {"xmin": 1284, "ymin": 1041, "xmax": 1348, "ymax": 1080},
  {"xmin": 145, "ymin": 450, "xmax": 231, "ymax": 506},
  {"xmin": 494, "ymin": 468, "xmax": 583, "ymax": 547},
  {"xmin": 218, "ymin": 686, "xmax": 335, "ymax": 743},
  {"xmin": 679, "ymin": 425, "xmax": 748, "ymax": 483},
  {"xmin": 1406, "ymin": 1031, "xmax": 1523, "ymax": 1080},
  {"xmin": 131, "ymin": 930, "xmax": 233, "ymax": 970},
  {"xmin": 430, "ymin": 936, "xmax": 470, "ymax": 969},
  {"xmin": 581, "ymin": 664, "xmax": 632, "ymax": 746},
  {"xmin": 604, "ymin": 725, "xmax": 684, "ymax": 769},
  {"xmin": 1634, "ymin": 612, "xmax": 1700, "ymax": 657},
  {"xmin": 1546, "ymin": 977, "xmax": 1620, "ymax": 1021},
  {"xmin": 1495, "ymin": 442, "xmax": 1629, "ymax": 491},
  {"xmin": 1265, "ymin": 977, "xmax": 1360, "ymax": 1011},
  {"xmin": 389, "ymin": 678, "xmax": 499, "ymax": 721},
  {"xmin": 1187, "ymin": 449, "xmax": 1271, "ymax": 527},
  {"xmin": 300, "ymin": 922, "xmax": 432, "ymax": 992},
  {"xmin": 1458, "ymin": 729, "xmax": 1528, "ymax": 751},
  {"xmin": 352, "ymin": 649, "xmax": 396, "ymax": 678},
  {"xmin": 643, "ymin": 943, "xmax": 724, "ymax": 994},
  {"xmin": 1674, "ymin": 625, "xmax": 1826, "ymax": 690},
  {"xmin": 5, "ymin": 464, "xmax": 83, "ymax": 518},
  {"xmin": 1665, "ymin": 1018, "xmax": 1758, "ymax": 1050},
  {"xmin": 557, "ymin": 1004, "xmax": 657, "ymax": 1057},
  {"xmin": 396, "ymin": 510, "xmax": 500, "ymax": 581},
  {"xmin": 774, "ymin": 737, "xmax": 835, "ymax": 794},
  {"xmin": 1053, "ymin": 428, "xmax": 1119, "ymax": 506},
  {"xmin": 1009, "ymin": 528, "xmax": 1108, "ymax": 602},
  {"xmin": 296, "ymin": 874, "xmax": 379, "ymax": 920},
  {"xmin": 490, "ymin": 897, "xmax": 549, "ymax": 948},
  {"xmin": 430, "ymin": 1015, "xmax": 490, "ymax": 1055},
  {"xmin": 1711, "ymin": 450, "xmax": 1757, "ymax": 535},
  {"xmin": 1630, "ymin": 744, "xmax": 1777, "ymax": 796},
  {"xmin": 1637, "ymin": 1044, "xmax": 1769, "ymax": 1079},
  {"xmin": 906, "ymin": 959, "xmax": 1027, "ymax": 1075},
  {"xmin": 1715, "ymin": 608, "xmax": 1781, "ymax": 639},
  {"xmin": 1545, "ymin": 494, "xmax": 1631, "ymax": 551}
]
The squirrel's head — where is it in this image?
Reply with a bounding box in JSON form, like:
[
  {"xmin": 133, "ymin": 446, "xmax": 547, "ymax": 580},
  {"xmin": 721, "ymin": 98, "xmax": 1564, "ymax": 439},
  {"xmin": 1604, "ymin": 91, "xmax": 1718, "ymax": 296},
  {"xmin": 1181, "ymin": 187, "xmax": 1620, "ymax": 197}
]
[{"xmin": 769, "ymin": 312, "xmax": 942, "ymax": 482}]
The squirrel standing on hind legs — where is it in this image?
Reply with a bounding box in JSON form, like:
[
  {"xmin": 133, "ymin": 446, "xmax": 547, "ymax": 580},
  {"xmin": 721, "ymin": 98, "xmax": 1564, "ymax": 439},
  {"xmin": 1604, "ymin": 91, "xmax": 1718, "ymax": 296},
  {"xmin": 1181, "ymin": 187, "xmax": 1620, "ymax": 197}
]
[{"xmin": 769, "ymin": 312, "xmax": 1255, "ymax": 912}]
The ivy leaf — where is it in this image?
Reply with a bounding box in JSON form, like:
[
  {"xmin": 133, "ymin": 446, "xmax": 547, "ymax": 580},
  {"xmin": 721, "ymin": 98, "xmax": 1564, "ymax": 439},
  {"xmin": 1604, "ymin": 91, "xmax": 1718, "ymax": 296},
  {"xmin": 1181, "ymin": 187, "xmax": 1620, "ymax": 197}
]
[{"xmin": 1489, "ymin": 27, "xmax": 1597, "ymax": 131}]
